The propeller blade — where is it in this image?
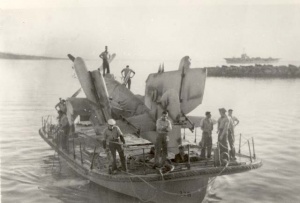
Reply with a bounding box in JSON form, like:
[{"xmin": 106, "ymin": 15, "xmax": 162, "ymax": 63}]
[
  {"xmin": 67, "ymin": 54, "xmax": 75, "ymax": 62},
  {"xmin": 71, "ymin": 88, "xmax": 82, "ymax": 98}
]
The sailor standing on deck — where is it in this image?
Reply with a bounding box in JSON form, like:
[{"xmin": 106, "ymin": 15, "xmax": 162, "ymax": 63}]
[
  {"xmin": 228, "ymin": 109, "xmax": 239, "ymax": 160},
  {"xmin": 154, "ymin": 111, "xmax": 172, "ymax": 168},
  {"xmin": 59, "ymin": 111, "xmax": 70, "ymax": 152},
  {"xmin": 103, "ymin": 119, "xmax": 126, "ymax": 174},
  {"xmin": 200, "ymin": 112, "xmax": 214, "ymax": 159},
  {"xmin": 99, "ymin": 46, "xmax": 111, "ymax": 76},
  {"xmin": 217, "ymin": 108, "xmax": 230, "ymax": 163},
  {"xmin": 121, "ymin": 65, "xmax": 135, "ymax": 90}
]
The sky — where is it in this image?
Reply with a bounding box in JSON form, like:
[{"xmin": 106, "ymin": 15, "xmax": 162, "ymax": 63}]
[{"xmin": 1, "ymin": 0, "xmax": 300, "ymax": 61}]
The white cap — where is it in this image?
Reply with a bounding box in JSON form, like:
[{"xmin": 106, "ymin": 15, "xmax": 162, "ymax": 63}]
[{"xmin": 107, "ymin": 119, "xmax": 116, "ymax": 125}]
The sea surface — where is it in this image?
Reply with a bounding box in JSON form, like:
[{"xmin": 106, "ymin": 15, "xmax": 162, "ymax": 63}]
[{"xmin": 0, "ymin": 58, "xmax": 300, "ymax": 203}]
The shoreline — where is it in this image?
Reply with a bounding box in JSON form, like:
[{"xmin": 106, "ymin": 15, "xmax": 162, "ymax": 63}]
[{"xmin": 0, "ymin": 52, "xmax": 67, "ymax": 60}]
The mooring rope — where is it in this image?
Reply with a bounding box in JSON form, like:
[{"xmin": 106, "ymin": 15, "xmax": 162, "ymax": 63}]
[
  {"xmin": 218, "ymin": 142, "xmax": 229, "ymax": 150},
  {"xmin": 51, "ymin": 151, "xmax": 56, "ymax": 171},
  {"xmin": 125, "ymin": 171, "xmax": 158, "ymax": 202},
  {"xmin": 161, "ymin": 162, "xmax": 229, "ymax": 196},
  {"xmin": 240, "ymin": 133, "xmax": 251, "ymax": 141},
  {"xmin": 123, "ymin": 161, "xmax": 229, "ymax": 202},
  {"xmin": 240, "ymin": 140, "xmax": 249, "ymax": 148}
]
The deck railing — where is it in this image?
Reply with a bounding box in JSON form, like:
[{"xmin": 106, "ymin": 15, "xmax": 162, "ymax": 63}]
[{"xmin": 41, "ymin": 116, "xmax": 257, "ymax": 174}]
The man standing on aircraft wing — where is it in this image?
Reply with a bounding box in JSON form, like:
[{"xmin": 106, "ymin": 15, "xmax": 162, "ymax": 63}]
[
  {"xmin": 121, "ymin": 65, "xmax": 135, "ymax": 89},
  {"xmin": 103, "ymin": 119, "xmax": 126, "ymax": 174},
  {"xmin": 99, "ymin": 46, "xmax": 111, "ymax": 76}
]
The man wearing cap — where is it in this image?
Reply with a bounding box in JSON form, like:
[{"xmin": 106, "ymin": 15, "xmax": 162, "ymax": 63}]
[
  {"xmin": 121, "ymin": 65, "xmax": 136, "ymax": 90},
  {"xmin": 154, "ymin": 111, "xmax": 172, "ymax": 168},
  {"xmin": 103, "ymin": 119, "xmax": 126, "ymax": 173},
  {"xmin": 99, "ymin": 46, "xmax": 111, "ymax": 76},
  {"xmin": 228, "ymin": 109, "xmax": 240, "ymax": 160},
  {"xmin": 217, "ymin": 108, "xmax": 230, "ymax": 162},
  {"xmin": 200, "ymin": 112, "xmax": 214, "ymax": 159}
]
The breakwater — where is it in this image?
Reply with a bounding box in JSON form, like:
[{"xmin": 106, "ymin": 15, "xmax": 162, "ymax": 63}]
[{"xmin": 206, "ymin": 64, "xmax": 300, "ymax": 78}]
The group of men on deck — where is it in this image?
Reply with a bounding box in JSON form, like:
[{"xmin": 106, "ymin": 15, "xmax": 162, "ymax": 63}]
[
  {"xmin": 101, "ymin": 111, "xmax": 175, "ymax": 174},
  {"xmin": 100, "ymin": 107, "xmax": 241, "ymax": 174},
  {"xmin": 200, "ymin": 108, "xmax": 239, "ymax": 162},
  {"xmin": 100, "ymin": 110, "xmax": 185, "ymax": 174}
]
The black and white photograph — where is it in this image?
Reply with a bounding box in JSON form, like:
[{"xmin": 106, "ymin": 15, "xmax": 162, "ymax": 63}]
[{"xmin": 1, "ymin": 0, "xmax": 299, "ymax": 202}]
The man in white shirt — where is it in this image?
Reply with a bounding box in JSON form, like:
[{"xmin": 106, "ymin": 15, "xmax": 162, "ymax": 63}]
[
  {"xmin": 154, "ymin": 111, "xmax": 172, "ymax": 168},
  {"xmin": 217, "ymin": 108, "xmax": 230, "ymax": 162},
  {"xmin": 103, "ymin": 119, "xmax": 126, "ymax": 174},
  {"xmin": 200, "ymin": 112, "xmax": 214, "ymax": 159}
]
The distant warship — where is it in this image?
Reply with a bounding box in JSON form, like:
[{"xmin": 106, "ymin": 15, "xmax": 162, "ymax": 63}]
[{"xmin": 225, "ymin": 53, "xmax": 279, "ymax": 64}]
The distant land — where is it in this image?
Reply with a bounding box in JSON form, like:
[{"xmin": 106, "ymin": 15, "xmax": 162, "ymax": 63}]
[{"xmin": 0, "ymin": 52, "xmax": 67, "ymax": 60}]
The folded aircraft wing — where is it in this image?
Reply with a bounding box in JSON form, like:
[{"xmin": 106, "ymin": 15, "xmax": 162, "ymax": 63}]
[{"xmin": 145, "ymin": 68, "xmax": 207, "ymax": 115}]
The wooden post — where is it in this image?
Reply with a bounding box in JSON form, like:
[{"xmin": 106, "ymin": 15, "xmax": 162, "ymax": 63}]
[
  {"xmin": 80, "ymin": 142, "xmax": 83, "ymax": 165},
  {"xmin": 183, "ymin": 128, "xmax": 186, "ymax": 140},
  {"xmin": 57, "ymin": 129, "xmax": 60, "ymax": 147},
  {"xmin": 247, "ymin": 140, "xmax": 252, "ymax": 162},
  {"xmin": 55, "ymin": 130, "xmax": 59, "ymax": 147},
  {"xmin": 194, "ymin": 127, "xmax": 197, "ymax": 143},
  {"xmin": 239, "ymin": 134, "xmax": 242, "ymax": 154},
  {"xmin": 45, "ymin": 115, "xmax": 50, "ymax": 127},
  {"xmin": 73, "ymin": 136, "xmax": 76, "ymax": 159},
  {"xmin": 125, "ymin": 155, "xmax": 128, "ymax": 172},
  {"xmin": 252, "ymin": 137, "xmax": 256, "ymax": 159},
  {"xmin": 214, "ymin": 142, "xmax": 221, "ymax": 167},
  {"xmin": 44, "ymin": 119, "xmax": 47, "ymax": 131},
  {"xmin": 187, "ymin": 144, "xmax": 190, "ymax": 168},
  {"xmin": 142, "ymin": 148, "xmax": 146, "ymax": 174},
  {"xmin": 90, "ymin": 146, "xmax": 97, "ymax": 170}
]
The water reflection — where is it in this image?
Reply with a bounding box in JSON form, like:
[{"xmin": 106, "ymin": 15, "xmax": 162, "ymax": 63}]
[
  {"xmin": 39, "ymin": 154, "xmax": 141, "ymax": 203},
  {"xmin": 39, "ymin": 154, "xmax": 227, "ymax": 203}
]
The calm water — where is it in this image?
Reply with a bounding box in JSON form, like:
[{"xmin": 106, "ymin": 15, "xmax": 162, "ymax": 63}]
[{"xmin": 0, "ymin": 59, "xmax": 300, "ymax": 203}]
